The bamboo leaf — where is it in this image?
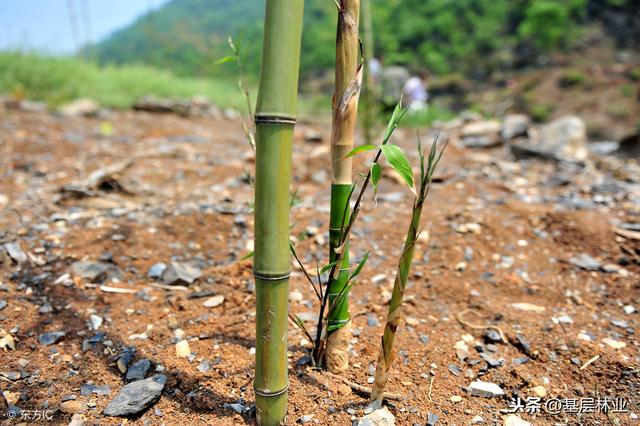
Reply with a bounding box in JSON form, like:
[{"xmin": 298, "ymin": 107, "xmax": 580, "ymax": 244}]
[
  {"xmin": 320, "ymin": 260, "xmax": 339, "ymax": 275},
  {"xmin": 381, "ymin": 144, "xmax": 415, "ymax": 191},
  {"xmin": 371, "ymin": 163, "xmax": 381, "ymax": 199},
  {"xmin": 241, "ymin": 251, "xmax": 254, "ymax": 260},
  {"xmin": 346, "ymin": 144, "xmax": 377, "ymax": 158},
  {"xmin": 214, "ymin": 55, "xmax": 235, "ymax": 65},
  {"xmin": 382, "ymin": 101, "xmax": 408, "ymax": 144},
  {"xmin": 349, "ymin": 251, "xmax": 370, "ymax": 282}
]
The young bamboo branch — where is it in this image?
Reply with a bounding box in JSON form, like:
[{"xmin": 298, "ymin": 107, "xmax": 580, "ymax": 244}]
[
  {"xmin": 252, "ymin": 0, "xmax": 304, "ymax": 424},
  {"xmin": 312, "ymin": 104, "xmax": 407, "ymax": 366},
  {"xmin": 370, "ymin": 136, "xmax": 447, "ymax": 403},
  {"xmin": 326, "ymin": 0, "xmax": 363, "ymax": 373}
]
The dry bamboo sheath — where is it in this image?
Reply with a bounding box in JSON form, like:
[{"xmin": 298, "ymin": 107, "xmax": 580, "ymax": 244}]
[
  {"xmin": 253, "ymin": 0, "xmax": 304, "ymax": 424},
  {"xmin": 326, "ymin": 0, "xmax": 362, "ymax": 373}
]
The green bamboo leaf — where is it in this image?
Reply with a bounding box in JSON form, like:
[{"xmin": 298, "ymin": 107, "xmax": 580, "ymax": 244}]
[
  {"xmin": 382, "ymin": 101, "xmax": 408, "ymax": 144},
  {"xmin": 371, "ymin": 162, "xmax": 381, "ymax": 199},
  {"xmin": 241, "ymin": 251, "xmax": 254, "ymax": 260},
  {"xmin": 346, "ymin": 144, "xmax": 377, "ymax": 158},
  {"xmin": 320, "ymin": 260, "xmax": 339, "ymax": 274},
  {"xmin": 214, "ymin": 55, "xmax": 235, "ymax": 65},
  {"xmin": 349, "ymin": 251, "xmax": 370, "ymax": 281},
  {"xmin": 381, "ymin": 144, "xmax": 414, "ymax": 191}
]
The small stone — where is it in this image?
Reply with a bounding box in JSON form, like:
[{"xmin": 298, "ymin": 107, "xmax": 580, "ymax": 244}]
[
  {"xmin": 38, "ymin": 331, "xmax": 66, "ymax": 346},
  {"xmin": 161, "ymin": 261, "xmax": 202, "ymax": 286},
  {"xmin": 555, "ymin": 315, "xmax": 573, "ymax": 324},
  {"xmin": 176, "ymin": 340, "xmax": 191, "ymax": 357},
  {"xmin": 68, "ymin": 413, "xmax": 86, "ymax": 426},
  {"xmin": 90, "ymin": 314, "xmax": 103, "ymax": 330},
  {"xmin": 467, "ymin": 380, "xmax": 505, "ymax": 397},
  {"xmin": 427, "ymin": 412, "xmax": 439, "ymax": 426},
  {"xmin": 3, "ymin": 241, "xmax": 28, "ymax": 264},
  {"xmin": 484, "ymin": 329, "xmax": 502, "ymax": 343},
  {"xmin": 448, "ymin": 364, "xmax": 462, "ymax": 376},
  {"xmin": 471, "ymin": 415, "xmax": 484, "ymax": 424},
  {"xmin": 602, "ymin": 338, "xmax": 626, "ymax": 349},
  {"xmin": 455, "ymin": 223, "xmax": 482, "ymax": 234},
  {"xmin": 117, "ymin": 350, "xmax": 135, "ymax": 373},
  {"xmin": 147, "ymin": 262, "xmax": 167, "ymax": 279},
  {"xmin": 450, "ymin": 395, "xmax": 463, "ymax": 403},
  {"xmin": 454, "ymin": 340, "xmax": 469, "ymax": 361},
  {"xmin": 357, "ymin": 406, "xmax": 395, "ymax": 426},
  {"xmin": 367, "ymin": 314, "xmax": 380, "ymax": 327},
  {"xmin": 60, "ymin": 400, "xmax": 88, "ymax": 414},
  {"xmin": 337, "ymin": 384, "xmax": 352, "ymax": 395},
  {"xmin": 298, "ymin": 414, "xmax": 314, "ymax": 423},
  {"xmin": 569, "ymin": 253, "xmax": 602, "ymax": 271},
  {"xmin": 71, "ymin": 261, "xmax": 124, "ymax": 283},
  {"xmin": 504, "ymin": 414, "xmax": 532, "ymax": 426},
  {"xmin": 511, "ymin": 303, "xmax": 545, "ymax": 313},
  {"xmin": 513, "ymin": 334, "xmax": 532, "ymax": 356},
  {"xmin": 202, "ymin": 295, "xmax": 224, "ymax": 308},
  {"xmin": 126, "ymin": 359, "xmax": 151, "ymax": 381},
  {"xmin": 103, "ymin": 374, "xmax": 166, "ymax": 417},
  {"xmin": 80, "ymin": 384, "xmax": 111, "ymax": 396},
  {"xmin": 623, "ymin": 305, "xmax": 636, "ymax": 315},
  {"xmin": 530, "ymin": 385, "xmax": 547, "ymax": 398}
]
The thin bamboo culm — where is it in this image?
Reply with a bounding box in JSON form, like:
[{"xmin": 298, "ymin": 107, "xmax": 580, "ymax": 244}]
[
  {"xmin": 326, "ymin": 0, "xmax": 362, "ymax": 373},
  {"xmin": 253, "ymin": 1, "xmax": 304, "ymax": 424}
]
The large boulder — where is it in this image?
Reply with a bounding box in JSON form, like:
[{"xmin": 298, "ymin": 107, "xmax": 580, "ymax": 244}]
[
  {"xmin": 460, "ymin": 120, "xmax": 502, "ymax": 148},
  {"xmin": 537, "ymin": 115, "xmax": 587, "ymax": 160}
]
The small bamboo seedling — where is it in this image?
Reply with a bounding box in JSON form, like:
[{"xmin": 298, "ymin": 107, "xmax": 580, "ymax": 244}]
[
  {"xmin": 370, "ymin": 136, "xmax": 447, "ymax": 405},
  {"xmin": 252, "ymin": 0, "xmax": 304, "ymax": 424}
]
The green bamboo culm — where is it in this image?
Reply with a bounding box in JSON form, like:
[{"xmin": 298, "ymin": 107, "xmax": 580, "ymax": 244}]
[
  {"xmin": 325, "ymin": 0, "xmax": 362, "ymax": 373},
  {"xmin": 253, "ymin": 0, "xmax": 304, "ymax": 424}
]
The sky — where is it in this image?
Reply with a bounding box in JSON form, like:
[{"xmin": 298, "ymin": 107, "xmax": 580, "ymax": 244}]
[{"xmin": 0, "ymin": 0, "xmax": 170, "ymax": 54}]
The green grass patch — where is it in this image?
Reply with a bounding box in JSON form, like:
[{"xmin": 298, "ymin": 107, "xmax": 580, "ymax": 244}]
[{"xmin": 0, "ymin": 51, "xmax": 243, "ymax": 109}]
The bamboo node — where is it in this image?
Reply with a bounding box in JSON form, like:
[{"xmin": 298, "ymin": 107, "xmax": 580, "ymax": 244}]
[{"xmin": 253, "ymin": 384, "xmax": 289, "ymax": 397}]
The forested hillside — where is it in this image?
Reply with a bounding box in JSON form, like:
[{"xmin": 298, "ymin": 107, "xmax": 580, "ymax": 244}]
[{"xmin": 94, "ymin": 0, "xmax": 639, "ymax": 78}]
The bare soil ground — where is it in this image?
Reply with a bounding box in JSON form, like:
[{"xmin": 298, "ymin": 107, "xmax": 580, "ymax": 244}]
[{"xmin": 0, "ymin": 109, "xmax": 638, "ymax": 425}]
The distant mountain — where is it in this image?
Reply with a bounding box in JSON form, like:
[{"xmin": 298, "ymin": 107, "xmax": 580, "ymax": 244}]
[{"xmin": 94, "ymin": 0, "xmax": 639, "ymax": 79}]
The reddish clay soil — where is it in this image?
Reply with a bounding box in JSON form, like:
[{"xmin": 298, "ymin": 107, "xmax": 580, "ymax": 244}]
[{"xmin": 0, "ymin": 109, "xmax": 638, "ymax": 425}]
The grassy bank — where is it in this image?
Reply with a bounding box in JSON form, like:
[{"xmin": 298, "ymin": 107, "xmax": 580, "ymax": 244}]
[{"xmin": 0, "ymin": 51, "xmax": 243, "ymax": 109}]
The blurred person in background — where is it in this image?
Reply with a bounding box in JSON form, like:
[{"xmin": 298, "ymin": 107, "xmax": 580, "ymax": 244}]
[{"xmin": 402, "ymin": 70, "xmax": 429, "ymax": 111}]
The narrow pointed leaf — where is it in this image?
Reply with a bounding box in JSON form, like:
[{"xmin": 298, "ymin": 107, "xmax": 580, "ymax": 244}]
[
  {"xmin": 320, "ymin": 260, "xmax": 339, "ymax": 275},
  {"xmin": 371, "ymin": 163, "xmax": 381, "ymax": 199},
  {"xmin": 381, "ymin": 144, "xmax": 414, "ymax": 191},
  {"xmin": 349, "ymin": 251, "xmax": 370, "ymax": 282},
  {"xmin": 214, "ymin": 55, "xmax": 235, "ymax": 65},
  {"xmin": 346, "ymin": 144, "xmax": 378, "ymax": 158}
]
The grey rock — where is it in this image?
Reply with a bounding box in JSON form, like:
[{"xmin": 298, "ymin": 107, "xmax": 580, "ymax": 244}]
[
  {"xmin": 537, "ymin": 115, "xmax": 587, "ymax": 160},
  {"xmin": 147, "ymin": 262, "xmax": 167, "ymax": 279},
  {"xmin": 4, "ymin": 242, "xmax": 28, "ymax": 264},
  {"xmin": 357, "ymin": 406, "xmax": 396, "ymax": 426},
  {"xmin": 160, "ymin": 261, "xmax": 202, "ymax": 285},
  {"xmin": 484, "ymin": 329, "xmax": 502, "ymax": 343},
  {"xmin": 103, "ymin": 374, "xmax": 166, "ymax": 417},
  {"xmin": 479, "ymin": 353, "xmax": 503, "ymax": 368},
  {"xmin": 71, "ymin": 261, "xmax": 124, "ymax": 283},
  {"xmin": 427, "ymin": 412, "xmax": 439, "ymax": 426},
  {"xmin": 38, "ymin": 331, "xmax": 66, "ymax": 346},
  {"xmin": 466, "ymin": 380, "xmax": 505, "ymax": 397},
  {"xmin": 0, "ymin": 299, "xmax": 6, "ymax": 310},
  {"xmin": 81, "ymin": 384, "xmax": 111, "ymax": 396},
  {"xmin": 448, "ymin": 364, "xmax": 461, "ymax": 376},
  {"xmin": 501, "ymin": 114, "xmax": 530, "ymax": 141},
  {"xmin": 570, "ymin": 253, "xmax": 602, "ymax": 271},
  {"xmin": 513, "ymin": 334, "xmax": 532, "ymax": 356},
  {"xmin": 126, "ymin": 359, "xmax": 151, "ymax": 381}
]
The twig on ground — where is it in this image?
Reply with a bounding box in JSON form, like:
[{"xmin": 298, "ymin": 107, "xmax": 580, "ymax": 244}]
[
  {"xmin": 324, "ymin": 372, "xmax": 404, "ymax": 401},
  {"xmin": 579, "ymin": 354, "xmax": 600, "ymax": 370},
  {"xmin": 456, "ymin": 309, "xmax": 508, "ymax": 343}
]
